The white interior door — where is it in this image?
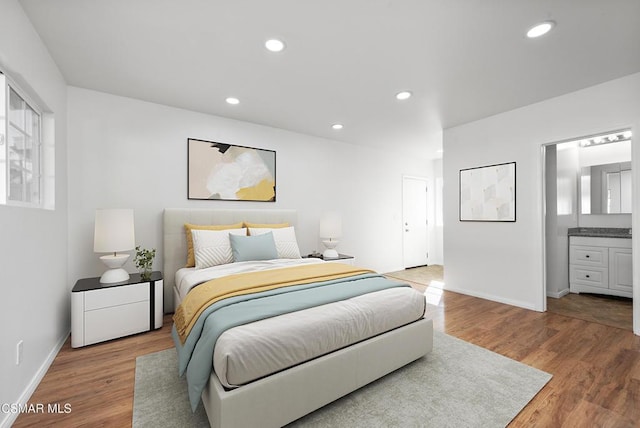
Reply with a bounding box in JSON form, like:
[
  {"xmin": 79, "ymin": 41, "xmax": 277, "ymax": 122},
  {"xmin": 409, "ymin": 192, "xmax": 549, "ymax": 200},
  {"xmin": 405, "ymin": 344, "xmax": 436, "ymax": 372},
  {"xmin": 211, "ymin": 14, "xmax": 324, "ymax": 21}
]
[{"xmin": 403, "ymin": 176, "xmax": 428, "ymax": 268}]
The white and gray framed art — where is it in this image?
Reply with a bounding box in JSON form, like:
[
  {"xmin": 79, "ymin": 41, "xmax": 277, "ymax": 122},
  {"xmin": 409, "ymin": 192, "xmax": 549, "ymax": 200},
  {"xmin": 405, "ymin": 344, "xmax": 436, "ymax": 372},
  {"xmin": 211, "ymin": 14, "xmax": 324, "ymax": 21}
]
[
  {"xmin": 188, "ymin": 138, "xmax": 276, "ymax": 202},
  {"xmin": 459, "ymin": 162, "xmax": 516, "ymax": 222}
]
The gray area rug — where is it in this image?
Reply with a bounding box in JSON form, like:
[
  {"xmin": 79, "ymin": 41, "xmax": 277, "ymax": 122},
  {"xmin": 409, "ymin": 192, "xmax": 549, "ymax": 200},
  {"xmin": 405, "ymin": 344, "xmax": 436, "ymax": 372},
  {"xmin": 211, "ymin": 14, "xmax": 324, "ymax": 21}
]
[{"xmin": 133, "ymin": 331, "xmax": 551, "ymax": 427}]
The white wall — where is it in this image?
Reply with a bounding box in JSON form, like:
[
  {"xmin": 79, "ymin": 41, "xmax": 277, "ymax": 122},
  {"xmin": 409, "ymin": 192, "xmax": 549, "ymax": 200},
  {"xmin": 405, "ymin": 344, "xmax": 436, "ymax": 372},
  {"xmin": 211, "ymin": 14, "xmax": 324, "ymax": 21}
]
[
  {"xmin": 545, "ymin": 145, "xmax": 561, "ymax": 297},
  {"xmin": 428, "ymin": 158, "xmax": 444, "ymax": 265},
  {"xmin": 443, "ymin": 73, "xmax": 640, "ymax": 332},
  {"xmin": 67, "ymin": 87, "xmax": 435, "ymax": 310},
  {"xmin": 0, "ymin": 1, "xmax": 68, "ymax": 427},
  {"xmin": 545, "ymin": 143, "xmax": 579, "ymax": 298}
]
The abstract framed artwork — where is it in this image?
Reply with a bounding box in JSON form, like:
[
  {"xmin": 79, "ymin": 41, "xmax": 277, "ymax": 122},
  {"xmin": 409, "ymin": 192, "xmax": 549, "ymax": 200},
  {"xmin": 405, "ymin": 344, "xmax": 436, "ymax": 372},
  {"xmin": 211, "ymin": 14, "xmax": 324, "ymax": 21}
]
[
  {"xmin": 459, "ymin": 162, "xmax": 516, "ymax": 222},
  {"xmin": 188, "ymin": 138, "xmax": 276, "ymax": 202}
]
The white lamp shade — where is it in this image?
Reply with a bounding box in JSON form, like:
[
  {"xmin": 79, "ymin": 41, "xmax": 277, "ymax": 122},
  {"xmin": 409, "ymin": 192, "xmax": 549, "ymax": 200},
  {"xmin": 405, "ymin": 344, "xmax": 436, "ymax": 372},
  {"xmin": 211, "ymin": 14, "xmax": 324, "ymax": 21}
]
[
  {"xmin": 319, "ymin": 211, "xmax": 342, "ymax": 239},
  {"xmin": 94, "ymin": 209, "xmax": 135, "ymax": 253}
]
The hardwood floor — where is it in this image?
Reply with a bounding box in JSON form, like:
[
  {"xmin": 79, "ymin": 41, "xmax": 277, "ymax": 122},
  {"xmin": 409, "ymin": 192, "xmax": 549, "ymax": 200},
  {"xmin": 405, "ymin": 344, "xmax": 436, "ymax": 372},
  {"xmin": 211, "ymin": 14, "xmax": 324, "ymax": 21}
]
[
  {"xmin": 547, "ymin": 292, "xmax": 633, "ymax": 331},
  {"xmin": 385, "ymin": 264, "xmax": 444, "ymax": 286},
  {"xmin": 14, "ymin": 277, "xmax": 640, "ymax": 427},
  {"xmin": 13, "ymin": 316, "xmax": 175, "ymax": 428}
]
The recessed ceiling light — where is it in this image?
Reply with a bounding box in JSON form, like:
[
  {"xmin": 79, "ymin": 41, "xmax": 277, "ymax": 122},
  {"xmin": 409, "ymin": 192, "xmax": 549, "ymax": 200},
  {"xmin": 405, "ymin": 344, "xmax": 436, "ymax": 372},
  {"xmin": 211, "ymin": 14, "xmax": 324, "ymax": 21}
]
[
  {"xmin": 265, "ymin": 39, "xmax": 285, "ymax": 52},
  {"xmin": 526, "ymin": 21, "xmax": 555, "ymax": 38},
  {"xmin": 396, "ymin": 91, "xmax": 412, "ymax": 100},
  {"xmin": 332, "ymin": 123, "xmax": 344, "ymax": 130},
  {"xmin": 225, "ymin": 97, "xmax": 240, "ymax": 105}
]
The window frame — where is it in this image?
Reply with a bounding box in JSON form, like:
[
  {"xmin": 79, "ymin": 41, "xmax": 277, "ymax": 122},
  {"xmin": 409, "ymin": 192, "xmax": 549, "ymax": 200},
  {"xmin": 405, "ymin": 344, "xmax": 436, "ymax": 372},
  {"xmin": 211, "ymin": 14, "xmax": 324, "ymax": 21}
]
[{"xmin": 0, "ymin": 70, "xmax": 43, "ymax": 208}]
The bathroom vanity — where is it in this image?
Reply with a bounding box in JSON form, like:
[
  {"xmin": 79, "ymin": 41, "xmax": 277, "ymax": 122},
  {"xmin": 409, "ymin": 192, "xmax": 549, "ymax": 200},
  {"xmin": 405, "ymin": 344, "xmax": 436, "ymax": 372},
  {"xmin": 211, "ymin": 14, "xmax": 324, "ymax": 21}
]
[{"xmin": 568, "ymin": 228, "xmax": 632, "ymax": 298}]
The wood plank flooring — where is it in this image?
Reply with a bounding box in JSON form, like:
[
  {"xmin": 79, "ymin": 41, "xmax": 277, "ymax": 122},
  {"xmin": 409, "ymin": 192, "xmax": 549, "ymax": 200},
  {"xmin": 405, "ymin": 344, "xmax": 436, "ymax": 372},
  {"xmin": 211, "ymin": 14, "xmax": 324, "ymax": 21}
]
[
  {"xmin": 14, "ymin": 275, "xmax": 640, "ymax": 427},
  {"xmin": 13, "ymin": 316, "xmax": 175, "ymax": 428},
  {"xmin": 547, "ymin": 292, "xmax": 633, "ymax": 331}
]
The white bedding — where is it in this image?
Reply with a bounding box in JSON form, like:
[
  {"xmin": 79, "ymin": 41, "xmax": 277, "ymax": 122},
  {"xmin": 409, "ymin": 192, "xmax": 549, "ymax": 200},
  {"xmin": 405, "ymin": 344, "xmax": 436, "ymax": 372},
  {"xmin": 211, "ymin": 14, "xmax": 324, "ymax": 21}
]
[
  {"xmin": 174, "ymin": 258, "xmax": 325, "ymax": 301},
  {"xmin": 175, "ymin": 258, "xmax": 426, "ymax": 391},
  {"xmin": 213, "ymin": 286, "xmax": 426, "ymax": 388}
]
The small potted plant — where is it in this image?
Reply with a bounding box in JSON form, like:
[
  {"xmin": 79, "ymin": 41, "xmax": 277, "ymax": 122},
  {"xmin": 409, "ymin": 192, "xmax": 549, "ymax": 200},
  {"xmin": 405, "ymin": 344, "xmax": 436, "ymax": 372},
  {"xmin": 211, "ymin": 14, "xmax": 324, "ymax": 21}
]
[{"xmin": 134, "ymin": 245, "xmax": 156, "ymax": 280}]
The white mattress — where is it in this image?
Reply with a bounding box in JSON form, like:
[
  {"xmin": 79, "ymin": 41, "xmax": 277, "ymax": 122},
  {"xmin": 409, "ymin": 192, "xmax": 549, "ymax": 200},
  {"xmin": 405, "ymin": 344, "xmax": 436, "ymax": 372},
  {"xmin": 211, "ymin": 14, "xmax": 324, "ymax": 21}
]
[
  {"xmin": 213, "ymin": 286, "xmax": 426, "ymax": 388},
  {"xmin": 174, "ymin": 258, "xmax": 325, "ymax": 301}
]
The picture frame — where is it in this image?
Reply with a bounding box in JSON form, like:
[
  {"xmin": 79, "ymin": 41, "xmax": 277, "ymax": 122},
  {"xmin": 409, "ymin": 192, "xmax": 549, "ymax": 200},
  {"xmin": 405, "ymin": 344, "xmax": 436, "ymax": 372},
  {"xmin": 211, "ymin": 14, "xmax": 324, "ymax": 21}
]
[
  {"xmin": 188, "ymin": 138, "xmax": 276, "ymax": 202},
  {"xmin": 459, "ymin": 162, "xmax": 516, "ymax": 222}
]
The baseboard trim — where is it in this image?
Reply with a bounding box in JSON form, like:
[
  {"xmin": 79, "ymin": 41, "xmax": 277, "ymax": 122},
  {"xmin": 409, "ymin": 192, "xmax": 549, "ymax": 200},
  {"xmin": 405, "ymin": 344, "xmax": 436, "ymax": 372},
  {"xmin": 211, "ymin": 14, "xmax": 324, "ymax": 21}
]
[
  {"xmin": 547, "ymin": 289, "xmax": 570, "ymax": 299},
  {"xmin": 443, "ymin": 285, "xmax": 540, "ymax": 312},
  {"xmin": 0, "ymin": 331, "xmax": 69, "ymax": 428}
]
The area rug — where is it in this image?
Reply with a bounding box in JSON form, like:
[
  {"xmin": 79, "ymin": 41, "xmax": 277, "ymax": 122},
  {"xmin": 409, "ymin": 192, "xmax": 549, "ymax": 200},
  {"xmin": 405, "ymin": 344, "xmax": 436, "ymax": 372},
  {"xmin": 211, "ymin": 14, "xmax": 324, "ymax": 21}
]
[{"xmin": 133, "ymin": 331, "xmax": 551, "ymax": 427}]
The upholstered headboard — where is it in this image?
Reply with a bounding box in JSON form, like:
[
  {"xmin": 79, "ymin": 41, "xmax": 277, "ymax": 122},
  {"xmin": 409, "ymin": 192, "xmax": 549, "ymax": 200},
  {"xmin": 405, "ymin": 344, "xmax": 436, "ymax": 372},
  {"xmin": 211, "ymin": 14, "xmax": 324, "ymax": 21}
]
[{"xmin": 162, "ymin": 208, "xmax": 298, "ymax": 312}]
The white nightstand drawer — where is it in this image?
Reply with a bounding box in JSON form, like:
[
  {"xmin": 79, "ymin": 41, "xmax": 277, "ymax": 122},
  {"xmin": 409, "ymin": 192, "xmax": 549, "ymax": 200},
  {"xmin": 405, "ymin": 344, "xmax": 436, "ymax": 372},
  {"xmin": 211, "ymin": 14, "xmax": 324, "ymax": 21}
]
[
  {"xmin": 570, "ymin": 266, "xmax": 608, "ymax": 289},
  {"xmin": 84, "ymin": 301, "xmax": 150, "ymax": 345},
  {"xmin": 85, "ymin": 283, "xmax": 149, "ymax": 310},
  {"xmin": 569, "ymin": 245, "xmax": 607, "ymax": 267},
  {"xmin": 71, "ymin": 272, "xmax": 163, "ymax": 348}
]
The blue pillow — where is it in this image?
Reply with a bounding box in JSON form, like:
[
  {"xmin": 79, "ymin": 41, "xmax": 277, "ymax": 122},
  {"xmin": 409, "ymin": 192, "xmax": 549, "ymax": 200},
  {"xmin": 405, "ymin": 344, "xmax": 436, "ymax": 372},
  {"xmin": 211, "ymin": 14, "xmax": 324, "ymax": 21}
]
[{"xmin": 229, "ymin": 232, "xmax": 278, "ymax": 262}]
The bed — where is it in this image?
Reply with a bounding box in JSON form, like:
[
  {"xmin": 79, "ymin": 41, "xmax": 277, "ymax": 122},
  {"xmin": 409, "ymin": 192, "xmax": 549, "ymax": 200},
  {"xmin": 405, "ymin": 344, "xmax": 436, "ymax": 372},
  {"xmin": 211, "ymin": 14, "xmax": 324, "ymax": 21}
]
[{"xmin": 163, "ymin": 208, "xmax": 433, "ymax": 428}]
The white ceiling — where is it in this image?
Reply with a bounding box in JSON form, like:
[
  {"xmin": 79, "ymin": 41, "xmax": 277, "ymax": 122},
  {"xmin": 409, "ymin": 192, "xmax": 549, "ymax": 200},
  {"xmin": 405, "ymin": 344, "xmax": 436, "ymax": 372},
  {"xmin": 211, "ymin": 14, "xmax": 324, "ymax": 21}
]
[{"xmin": 19, "ymin": 0, "xmax": 640, "ymax": 159}]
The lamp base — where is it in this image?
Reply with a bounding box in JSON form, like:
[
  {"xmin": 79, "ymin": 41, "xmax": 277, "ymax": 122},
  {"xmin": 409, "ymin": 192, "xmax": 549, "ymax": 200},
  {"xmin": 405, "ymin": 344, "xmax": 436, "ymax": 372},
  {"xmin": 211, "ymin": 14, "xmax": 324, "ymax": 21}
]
[
  {"xmin": 100, "ymin": 268, "xmax": 130, "ymax": 283},
  {"xmin": 322, "ymin": 239, "xmax": 339, "ymax": 259},
  {"xmin": 322, "ymin": 248, "xmax": 339, "ymax": 259},
  {"xmin": 99, "ymin": 254, "xmax": 131, "ymax": 283}
]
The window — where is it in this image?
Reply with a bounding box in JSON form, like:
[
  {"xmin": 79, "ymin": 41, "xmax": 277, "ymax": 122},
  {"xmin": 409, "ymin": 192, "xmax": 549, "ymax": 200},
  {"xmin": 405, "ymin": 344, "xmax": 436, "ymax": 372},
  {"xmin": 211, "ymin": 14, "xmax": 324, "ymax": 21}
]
[{"xmin": 0, "ymin": 72, "xmax": 42, "ymax": 206}]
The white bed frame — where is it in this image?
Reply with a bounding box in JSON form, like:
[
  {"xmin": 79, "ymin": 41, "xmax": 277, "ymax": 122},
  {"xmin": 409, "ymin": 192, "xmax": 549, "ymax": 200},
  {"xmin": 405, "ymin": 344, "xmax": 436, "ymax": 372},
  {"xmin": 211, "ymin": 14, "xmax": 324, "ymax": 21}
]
[{"xmin": 163, "ymin": 208, "xmax": 433, "ymax": 428}]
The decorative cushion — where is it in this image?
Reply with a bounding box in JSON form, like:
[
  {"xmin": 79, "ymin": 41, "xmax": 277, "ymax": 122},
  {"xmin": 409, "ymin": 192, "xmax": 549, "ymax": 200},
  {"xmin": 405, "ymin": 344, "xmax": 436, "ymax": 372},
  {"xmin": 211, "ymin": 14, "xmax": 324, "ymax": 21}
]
[
  {"xmin": 248, "ymin": 226, "xmax": 302, "ymax": 259},
  {"xmin": 244, "ymin": 222, "xmax": 289, "ymax": 233},
  {"xmin": 184, "ymin": 222, "xmax": 244, "ymax": 267},
  {"xmin": 229, "ymin": 232, "xmax": 278, "ymax": 262},
  {"xmin": 192, "ymin": 228, "xmax": 247, "ymax": 269}
]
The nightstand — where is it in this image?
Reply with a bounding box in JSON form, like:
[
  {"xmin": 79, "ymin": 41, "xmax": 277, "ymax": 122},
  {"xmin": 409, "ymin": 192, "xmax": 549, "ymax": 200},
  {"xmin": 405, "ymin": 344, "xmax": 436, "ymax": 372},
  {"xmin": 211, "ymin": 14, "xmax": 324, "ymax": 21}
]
[
  {"xmin": 306, "ymin": 254, "xmax": 355, "ymax": 266},
  {"xmin": 71, "ymin": 271, "xmax": 163, "ymax": 348}
]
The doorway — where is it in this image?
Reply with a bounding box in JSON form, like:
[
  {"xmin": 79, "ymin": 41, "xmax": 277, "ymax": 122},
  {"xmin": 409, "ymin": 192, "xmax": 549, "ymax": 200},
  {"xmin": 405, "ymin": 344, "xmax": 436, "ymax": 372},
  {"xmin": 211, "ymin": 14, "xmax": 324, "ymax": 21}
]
[
  {"xmin": 402, "ymin": 175, "xmax": 428, "ymax": 268},
  {"xmin": 543, "ymin": 129, "xmax": 633, "ymax": 331}
]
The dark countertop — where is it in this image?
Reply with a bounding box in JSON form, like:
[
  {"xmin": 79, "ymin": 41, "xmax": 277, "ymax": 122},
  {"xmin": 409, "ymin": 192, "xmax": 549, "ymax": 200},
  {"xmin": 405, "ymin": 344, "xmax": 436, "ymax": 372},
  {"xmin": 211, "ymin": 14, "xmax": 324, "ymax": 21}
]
[{"xmin": 568, "ymin": 227, "xmax": 632, "ymax": 239}]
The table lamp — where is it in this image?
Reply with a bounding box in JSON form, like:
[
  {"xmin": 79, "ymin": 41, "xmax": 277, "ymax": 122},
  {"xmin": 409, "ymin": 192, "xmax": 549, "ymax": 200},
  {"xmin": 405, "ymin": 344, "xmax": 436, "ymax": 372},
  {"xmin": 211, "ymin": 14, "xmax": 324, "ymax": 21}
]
[
  {"xmin": 94, "ymin": 208, "xmax": 135, "ymax": 283},
  {"xmin": 319, "ymin": 211, "xmax": 342, "ymax": 259}
]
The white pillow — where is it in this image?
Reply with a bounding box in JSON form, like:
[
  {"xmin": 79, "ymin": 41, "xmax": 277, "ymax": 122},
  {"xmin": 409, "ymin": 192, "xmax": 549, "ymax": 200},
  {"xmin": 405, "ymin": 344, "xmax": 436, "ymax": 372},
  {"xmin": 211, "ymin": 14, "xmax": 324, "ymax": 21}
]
[
  {"xmin": 249, "ymin": 226, "xmax": 301, "ymax": 259},
  {"xmin": 192, "ymin": 228, "xmax": 247, "ymax": 269}
]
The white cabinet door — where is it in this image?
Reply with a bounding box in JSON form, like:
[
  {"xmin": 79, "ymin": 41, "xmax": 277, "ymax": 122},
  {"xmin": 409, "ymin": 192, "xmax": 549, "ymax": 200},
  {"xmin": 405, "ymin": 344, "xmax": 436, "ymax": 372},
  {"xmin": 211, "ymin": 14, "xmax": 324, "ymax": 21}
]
[{"xmin": 609, "ymin": 248, "xmax": 633, "ymax": 292}]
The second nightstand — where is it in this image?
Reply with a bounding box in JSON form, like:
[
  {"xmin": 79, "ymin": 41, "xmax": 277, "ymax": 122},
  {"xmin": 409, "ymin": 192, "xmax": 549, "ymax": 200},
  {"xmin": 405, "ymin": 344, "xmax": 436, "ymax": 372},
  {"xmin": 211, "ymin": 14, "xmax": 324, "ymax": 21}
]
[{"xmin": 305, "ymin": 253, "xmax": 355, "ymax": 266}]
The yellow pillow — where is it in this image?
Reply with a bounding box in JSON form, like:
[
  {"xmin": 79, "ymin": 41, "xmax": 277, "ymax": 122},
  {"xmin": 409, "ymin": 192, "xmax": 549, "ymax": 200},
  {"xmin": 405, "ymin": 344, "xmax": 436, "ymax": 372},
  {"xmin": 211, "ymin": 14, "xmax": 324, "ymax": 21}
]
[
  {"xmin": 244, "ymin": 222, "xmax": 289, "ymax": 235},
  {"xmin": 184, "ymin": 222, "xmax": 244, "ymax": 267}
]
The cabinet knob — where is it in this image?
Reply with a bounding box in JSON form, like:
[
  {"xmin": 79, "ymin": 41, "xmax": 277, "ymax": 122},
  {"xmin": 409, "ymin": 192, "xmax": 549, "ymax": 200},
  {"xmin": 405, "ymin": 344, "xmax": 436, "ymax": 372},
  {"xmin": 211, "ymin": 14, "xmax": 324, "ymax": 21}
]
[
  {"xmin": 586, "ymin": 275, "xmax": 590, "ymax": 278},
  {"xmin": 585, "ymin": 255, "xmax": 590, "ymax": 258}
]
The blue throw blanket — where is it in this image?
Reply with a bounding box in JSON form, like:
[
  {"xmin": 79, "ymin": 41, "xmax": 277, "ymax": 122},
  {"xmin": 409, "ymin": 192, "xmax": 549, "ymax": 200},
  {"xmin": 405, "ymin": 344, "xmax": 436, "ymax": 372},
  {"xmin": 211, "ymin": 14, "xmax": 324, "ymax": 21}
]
[{"xmin": 172, "ymin": 272, "xmax": 409, "ymax": 410}]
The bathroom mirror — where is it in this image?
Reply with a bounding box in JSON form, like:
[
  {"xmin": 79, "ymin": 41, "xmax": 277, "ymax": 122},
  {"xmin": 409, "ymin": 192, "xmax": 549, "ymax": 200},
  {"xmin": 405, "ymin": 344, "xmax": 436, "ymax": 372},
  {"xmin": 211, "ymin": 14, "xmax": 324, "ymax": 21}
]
[{"xmin": 580, "ymin": 161, "xmax": 632, "ymax": 214}]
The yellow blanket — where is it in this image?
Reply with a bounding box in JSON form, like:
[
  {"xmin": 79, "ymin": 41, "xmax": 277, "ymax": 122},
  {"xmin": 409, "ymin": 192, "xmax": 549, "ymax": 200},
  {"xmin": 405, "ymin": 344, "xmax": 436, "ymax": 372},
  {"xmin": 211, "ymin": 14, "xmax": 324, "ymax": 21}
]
[{"xmin": 173, "ymin": 263, "xmax": 374, "ymax": 343}]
